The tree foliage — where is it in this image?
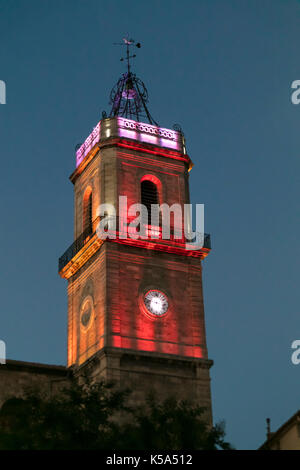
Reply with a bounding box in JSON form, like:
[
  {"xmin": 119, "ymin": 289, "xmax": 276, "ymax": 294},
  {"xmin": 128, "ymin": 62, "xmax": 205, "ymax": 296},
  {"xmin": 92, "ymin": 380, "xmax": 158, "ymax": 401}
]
[
  {"xmin": 115, "ymin": 393, "xmax": 232, "ymax": 450},
  {"xmin": 0, "ymin": 379, "xmax": 232, "ymax": 450}
]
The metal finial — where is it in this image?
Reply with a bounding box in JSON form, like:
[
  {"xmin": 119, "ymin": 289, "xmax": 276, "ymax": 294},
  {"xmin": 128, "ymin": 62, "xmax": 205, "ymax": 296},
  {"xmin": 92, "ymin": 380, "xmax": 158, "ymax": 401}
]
[
  {"xmin": 109, "ymin": 37, "xmax": 158, "ymax": 126},
  {"xmin": 266, "ymin": 418, "xmax": 271, "ymax": 437}
]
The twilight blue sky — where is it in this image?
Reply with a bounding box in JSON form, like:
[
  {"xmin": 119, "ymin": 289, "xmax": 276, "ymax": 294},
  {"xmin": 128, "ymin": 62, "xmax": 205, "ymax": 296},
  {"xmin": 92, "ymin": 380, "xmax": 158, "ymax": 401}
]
[{"xmin": 0, "ymin": 0, "xmax": 299, "ymax": 450}]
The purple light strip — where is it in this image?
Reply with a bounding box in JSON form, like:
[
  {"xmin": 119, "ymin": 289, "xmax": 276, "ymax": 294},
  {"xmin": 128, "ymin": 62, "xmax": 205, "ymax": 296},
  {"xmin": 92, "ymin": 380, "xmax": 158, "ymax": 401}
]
[
  {"xmin": 117, "ymin": 117, "xmax": 182, "ymax": 151},
  {"xmin": 76, "ymin": 118, "xmax": 183, "ymax": 168},
  {"xmin": 76, "ymin": 121, "xmax": 101, "ymax": 167}
]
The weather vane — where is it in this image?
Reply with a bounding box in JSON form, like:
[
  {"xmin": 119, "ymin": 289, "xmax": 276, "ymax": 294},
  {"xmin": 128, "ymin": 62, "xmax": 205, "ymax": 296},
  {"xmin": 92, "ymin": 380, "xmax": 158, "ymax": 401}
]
[
  {"xmin": 108, "ymin": 36, "xmax": 158, "ymax": 126},
  {"xmin": 113, "ymin": 36, "xmax": 141, "ymax": 75}
]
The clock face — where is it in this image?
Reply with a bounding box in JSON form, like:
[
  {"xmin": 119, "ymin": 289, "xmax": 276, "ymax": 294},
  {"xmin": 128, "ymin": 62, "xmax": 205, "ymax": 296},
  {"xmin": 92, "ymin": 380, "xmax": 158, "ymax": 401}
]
[{"xmin": 144, "ymin": 290, "xmax": 169, "ymax": 317}]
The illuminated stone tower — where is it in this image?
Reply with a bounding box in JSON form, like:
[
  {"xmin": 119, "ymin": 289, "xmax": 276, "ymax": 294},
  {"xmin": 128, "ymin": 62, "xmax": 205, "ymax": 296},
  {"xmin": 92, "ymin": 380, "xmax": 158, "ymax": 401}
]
[{"xmin": 59, "ymin": 39, "xmax": 213, "ymax": 420}]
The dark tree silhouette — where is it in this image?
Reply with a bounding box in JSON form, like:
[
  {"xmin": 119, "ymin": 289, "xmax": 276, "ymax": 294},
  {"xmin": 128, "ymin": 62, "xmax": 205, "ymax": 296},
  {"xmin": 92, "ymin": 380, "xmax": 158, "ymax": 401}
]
[
  {"xmin": 0, "ymin": 379, "xmax": 232, "ymax": 450},
  {"xmin": 114, "ymin": 394, "xmax": 232, "ymax": 450}
]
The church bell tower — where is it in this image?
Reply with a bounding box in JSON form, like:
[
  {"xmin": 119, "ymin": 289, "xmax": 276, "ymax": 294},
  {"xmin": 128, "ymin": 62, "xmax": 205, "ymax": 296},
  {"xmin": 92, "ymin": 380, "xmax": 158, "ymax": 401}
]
[{"xmin": 59, "ymin": 39, "xmax": 213, "ymax": 420}]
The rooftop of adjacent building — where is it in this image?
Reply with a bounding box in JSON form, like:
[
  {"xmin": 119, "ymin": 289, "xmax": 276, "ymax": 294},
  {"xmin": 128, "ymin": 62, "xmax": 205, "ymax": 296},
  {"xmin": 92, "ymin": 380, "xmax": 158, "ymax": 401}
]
[
  {"xmin": 259, "ymin": 411, "xmax": 300, "ymax": 450},
  {"xmin": 0, "ymin": 359, "xmax": 67, "ymax": 375}
]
